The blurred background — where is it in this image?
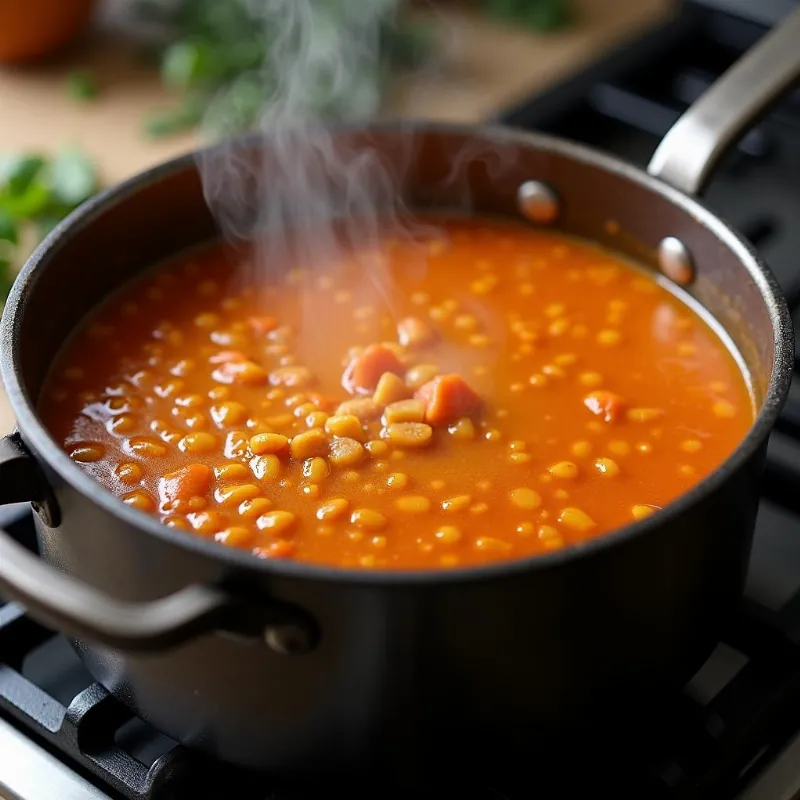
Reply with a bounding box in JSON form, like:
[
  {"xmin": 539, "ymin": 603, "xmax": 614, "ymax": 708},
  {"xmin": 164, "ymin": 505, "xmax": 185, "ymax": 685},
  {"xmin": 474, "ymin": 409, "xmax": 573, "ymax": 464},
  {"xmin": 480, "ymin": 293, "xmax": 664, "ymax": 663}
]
[{"xmin": 0, "ymin": 2, "xmax": 672, "ymax": 256}]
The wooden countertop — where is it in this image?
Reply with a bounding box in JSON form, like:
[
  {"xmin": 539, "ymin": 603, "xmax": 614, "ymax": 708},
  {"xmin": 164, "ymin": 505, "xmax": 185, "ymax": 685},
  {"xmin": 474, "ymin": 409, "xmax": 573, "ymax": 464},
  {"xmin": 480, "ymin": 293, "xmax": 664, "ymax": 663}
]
[{"xmin": 0, "ymin": 0, "xmax": 672, "ymax": 433}]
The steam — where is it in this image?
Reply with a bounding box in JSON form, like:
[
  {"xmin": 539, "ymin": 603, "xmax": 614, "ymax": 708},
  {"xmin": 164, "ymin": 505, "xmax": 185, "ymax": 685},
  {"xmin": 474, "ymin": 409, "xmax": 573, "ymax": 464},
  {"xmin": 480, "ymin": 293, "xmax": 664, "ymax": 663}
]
[{"xmin": 196, "ymin": 0, "xmax": 432, "ymax": 296}]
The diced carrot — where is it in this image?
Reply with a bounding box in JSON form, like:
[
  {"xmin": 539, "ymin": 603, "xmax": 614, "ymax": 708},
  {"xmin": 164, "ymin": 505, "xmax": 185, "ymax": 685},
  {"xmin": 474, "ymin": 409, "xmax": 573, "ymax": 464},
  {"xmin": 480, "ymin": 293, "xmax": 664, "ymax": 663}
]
[
  {"xmin": 342, "ymin": 344, "xmax": 405, "ymax": 395},
  {"xmin": 415, "ymin": 374, "xmax": 481, "ymax": 427},
  {"xmin": 397, "ymin": 316, "xmax": 437, "ymax": 348},
  {"xmin": 158, "ymin": 464, "xmax": 212, "ymax": 506},
  {"xmin": 583, "ymin": 390, "xmax": 627, "ymax": 422},
  {"xmin": 248, "ymin": 316, "xmax": 278, "ymax": 336}
]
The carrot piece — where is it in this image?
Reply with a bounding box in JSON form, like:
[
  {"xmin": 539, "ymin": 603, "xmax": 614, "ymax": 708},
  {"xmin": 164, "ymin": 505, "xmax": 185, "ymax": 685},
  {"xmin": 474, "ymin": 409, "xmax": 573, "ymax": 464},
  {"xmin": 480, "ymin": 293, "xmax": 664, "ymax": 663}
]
[
  {"xmin": 158, "ymin": 464, "xmax": 212, "ymax": 506},
  {"xmin": 342, "ymin": 344, "xmax": 405, "ymax": 395},
  {"xmin": 248, "ymin": 316, "xmax": 279, "ymax": 336},
  {"xmin": 397, "ymin": 316, "xmax": 437, "ymax": 348},
  {"xmin": 583, "ymin": 390, "xmax": 627, "ymax": 422},
  {"xmin": 415, "ymin": 374, "xmax": 481, "ymax": 426}
]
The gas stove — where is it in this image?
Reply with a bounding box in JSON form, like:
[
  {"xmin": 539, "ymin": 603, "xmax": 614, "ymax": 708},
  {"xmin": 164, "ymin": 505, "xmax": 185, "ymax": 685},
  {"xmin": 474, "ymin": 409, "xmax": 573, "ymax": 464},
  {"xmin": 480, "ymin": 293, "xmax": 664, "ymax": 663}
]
[{"xmin": 5, "ymin": 1, "xmax": 800, "ymax": 798}]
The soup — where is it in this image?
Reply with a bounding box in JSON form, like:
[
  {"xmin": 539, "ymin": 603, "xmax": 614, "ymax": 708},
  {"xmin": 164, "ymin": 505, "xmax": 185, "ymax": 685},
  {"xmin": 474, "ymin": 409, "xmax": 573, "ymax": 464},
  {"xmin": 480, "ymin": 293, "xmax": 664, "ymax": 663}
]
[{"xmin": 39, "ymin": 217, "xmax": 754, "ymax": 569}]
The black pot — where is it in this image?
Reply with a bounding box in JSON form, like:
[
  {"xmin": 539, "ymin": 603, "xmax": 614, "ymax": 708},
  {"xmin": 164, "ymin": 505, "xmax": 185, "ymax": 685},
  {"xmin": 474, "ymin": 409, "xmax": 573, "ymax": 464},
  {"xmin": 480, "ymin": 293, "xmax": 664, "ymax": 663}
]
[{"xmin": 0, "ymin": 8, "xmax": 797, "ymax": 784}]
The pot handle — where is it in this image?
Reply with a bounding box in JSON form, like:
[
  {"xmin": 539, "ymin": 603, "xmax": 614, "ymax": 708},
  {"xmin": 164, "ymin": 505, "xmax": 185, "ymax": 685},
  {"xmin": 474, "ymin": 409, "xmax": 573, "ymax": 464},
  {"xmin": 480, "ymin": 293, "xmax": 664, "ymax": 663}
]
[
  {"xmin": 647, "ymin": 5, "xmax": 800, "ymax": 196},
  {"xmin": 0, "ymin": 434, "xmax": 318, "ymax": 654}
]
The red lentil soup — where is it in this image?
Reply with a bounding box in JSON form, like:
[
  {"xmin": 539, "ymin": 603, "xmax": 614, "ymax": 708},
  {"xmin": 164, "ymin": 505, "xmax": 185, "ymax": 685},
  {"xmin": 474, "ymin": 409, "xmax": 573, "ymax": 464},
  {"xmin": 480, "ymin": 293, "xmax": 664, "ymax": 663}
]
[{"xmin": 39, "ymin": 217, "xmax": 754, "ymax": 570}]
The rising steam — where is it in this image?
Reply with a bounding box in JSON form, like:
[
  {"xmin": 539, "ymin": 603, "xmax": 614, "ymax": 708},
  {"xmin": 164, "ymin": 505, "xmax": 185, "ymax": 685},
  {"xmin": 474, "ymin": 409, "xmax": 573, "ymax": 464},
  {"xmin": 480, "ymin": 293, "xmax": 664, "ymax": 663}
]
[{"xmin": 196, "ymin": 0, "xmax": 431, "ymax": 285}]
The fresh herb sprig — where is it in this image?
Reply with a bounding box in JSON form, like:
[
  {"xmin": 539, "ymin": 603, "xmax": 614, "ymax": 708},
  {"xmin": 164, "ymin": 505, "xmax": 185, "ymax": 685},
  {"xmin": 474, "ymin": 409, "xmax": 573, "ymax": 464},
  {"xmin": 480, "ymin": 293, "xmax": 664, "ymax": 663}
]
[
  {"xmin": 67, "ymin": 69, "xmax": 99, "ymax": 102},
  {"xmin": 132, "ymin": 0, "xmax": 436, "ymax": 139},
  {"xmin": 0, "ymin": 147, "xmax": 100, "ymax": 299},
  {"xmin": 479, "ymin": 0, "xmax": 572, "ymax": 31}
]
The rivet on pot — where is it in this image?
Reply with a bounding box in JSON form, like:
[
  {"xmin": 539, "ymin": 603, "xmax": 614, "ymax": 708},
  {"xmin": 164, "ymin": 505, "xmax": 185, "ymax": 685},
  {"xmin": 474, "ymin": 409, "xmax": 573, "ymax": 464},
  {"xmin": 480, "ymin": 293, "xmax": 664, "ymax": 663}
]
[
  {"xmin": 517, "ymin": 181, "xmax": 559, "ymax": 224},
  {"xmin": 658, "ymin": 236, "xmax": 695, "ymax": 286},
  {"xmin": 264, "ymin": 623, "xmax": 314, "ymax": 655}
]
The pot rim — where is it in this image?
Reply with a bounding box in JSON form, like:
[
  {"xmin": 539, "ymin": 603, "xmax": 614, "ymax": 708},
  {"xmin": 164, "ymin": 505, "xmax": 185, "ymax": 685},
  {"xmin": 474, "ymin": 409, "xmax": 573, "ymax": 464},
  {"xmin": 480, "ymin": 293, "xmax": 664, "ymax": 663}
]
[{"xmin": 1, "ymin": 121, "xmax": 793, "ymax": 587}]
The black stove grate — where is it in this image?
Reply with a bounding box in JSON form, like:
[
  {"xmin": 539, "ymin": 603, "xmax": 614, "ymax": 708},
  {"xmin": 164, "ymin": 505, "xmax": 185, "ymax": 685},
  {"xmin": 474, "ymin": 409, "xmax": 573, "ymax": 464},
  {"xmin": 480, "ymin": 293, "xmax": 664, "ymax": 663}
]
[{"xmin": 4, "ymin": 1, "xmax": 800, "ymax": 798}]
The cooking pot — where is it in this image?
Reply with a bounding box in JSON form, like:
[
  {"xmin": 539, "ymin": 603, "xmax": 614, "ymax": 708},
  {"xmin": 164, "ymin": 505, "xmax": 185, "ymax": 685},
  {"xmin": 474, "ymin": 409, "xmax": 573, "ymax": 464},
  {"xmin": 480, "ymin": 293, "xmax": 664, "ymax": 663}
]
[{"xmin": 0, "ymin": 7, "xmax": 797, "ymax": 783}]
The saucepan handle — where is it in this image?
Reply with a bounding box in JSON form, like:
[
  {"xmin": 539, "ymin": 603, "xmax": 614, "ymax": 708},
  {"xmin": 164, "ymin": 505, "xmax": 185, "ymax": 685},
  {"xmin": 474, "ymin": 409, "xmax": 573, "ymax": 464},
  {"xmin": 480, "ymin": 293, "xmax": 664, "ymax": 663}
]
[
  {"xmin": 648, "ymin": 5, "xmax": 800, "ymax": 196},
  {"xmin": 0, "ymin": 434, "xmax": 318, "ymax": 654}
]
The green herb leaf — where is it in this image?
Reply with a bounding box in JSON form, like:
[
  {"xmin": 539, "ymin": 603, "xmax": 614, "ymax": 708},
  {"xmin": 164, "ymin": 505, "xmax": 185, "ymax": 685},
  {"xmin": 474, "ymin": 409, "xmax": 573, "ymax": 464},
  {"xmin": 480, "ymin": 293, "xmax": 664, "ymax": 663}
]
[
  {"xmin": 0, "ymin": 180, "xmax": 51, "ymax": 219},
  {"xmin": 0, "ymin": 154, "xmax": 46, "ymax": 197},
  {"xmin": 161, "ymin": 40, "xmax": 215, "ymax": 88},
  {"xmin": 0, "ymin": 147, "xmax": 101, "ymax": 304},
  {"xmin": 49, "ymin": 146, "xmax": 99, "ymax": 207},
  {"xmin": 144, "ymin": 95, "xmax": 206, "ymax": 138},
  {"xmin": 482, "ymin": 0, "xmax": 572, "ymax": 30},
  {"xmin": 67, "ymin": 69, "xmax": 98, "ymax": 101},
  {"xmin": 0, "ymin": 210, "xmax": 18, "ymax": 245}
]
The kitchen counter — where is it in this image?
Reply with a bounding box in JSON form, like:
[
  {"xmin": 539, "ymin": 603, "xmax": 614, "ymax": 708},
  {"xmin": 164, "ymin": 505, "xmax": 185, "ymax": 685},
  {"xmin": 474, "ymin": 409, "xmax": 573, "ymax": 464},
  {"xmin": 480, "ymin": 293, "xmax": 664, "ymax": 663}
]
[{"xmin": 0, "ymin": 0, "xmax": 672, "ymax": 434}]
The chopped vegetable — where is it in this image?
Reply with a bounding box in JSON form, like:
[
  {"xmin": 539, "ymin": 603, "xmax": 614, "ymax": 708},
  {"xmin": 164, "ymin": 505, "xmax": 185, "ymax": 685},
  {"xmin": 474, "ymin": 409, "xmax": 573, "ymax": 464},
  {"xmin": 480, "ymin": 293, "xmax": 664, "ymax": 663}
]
[
  {"xmin": 415, "ymin": 374, "xmax": 481, "ymax": 427},
  {"xmin": 342, "ymin": 344, "xmax": 405, "ymax": 395}
]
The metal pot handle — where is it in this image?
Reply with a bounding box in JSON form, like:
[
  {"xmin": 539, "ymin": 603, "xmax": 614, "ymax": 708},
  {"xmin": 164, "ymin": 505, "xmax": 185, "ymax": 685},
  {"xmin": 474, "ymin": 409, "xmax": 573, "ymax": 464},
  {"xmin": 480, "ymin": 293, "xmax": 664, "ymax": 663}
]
[
  {"xmin": 0, "ymin": 434, "xmax": 318, "ymax": 654},
  {"xmin": 648, "ymin": 5, "xmax": 800, "ymax": 196}
]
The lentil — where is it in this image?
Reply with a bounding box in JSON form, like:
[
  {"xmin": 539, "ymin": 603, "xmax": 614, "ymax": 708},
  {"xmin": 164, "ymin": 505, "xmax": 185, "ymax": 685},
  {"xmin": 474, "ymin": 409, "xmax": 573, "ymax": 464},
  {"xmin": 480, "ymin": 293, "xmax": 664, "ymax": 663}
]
[
  {"xmin": 42, "ymin": 217, "xmax": 753, "ymax": 570},
  {"xmin": 289, "ymin": 428, "xmax": 328, "ymax": 460},
  {"xmin": 329, "ymin": 437, "xmax": 366, "ymax": 467},
  {"xmin": 383, "ymin": 422, "xmax": 433, "ymax": 448},
  {"xmin": 350, "ymin": 508, "xmax": 388, "ymax": 531},
  {"xmin": 316, "ymin": 498, "xmax": 349, "ymax": 521},
  {"xmin": 302, "ymin": 457, "xmax": 329, "ymax": 483},
  {"xmin": 250, "ymin": 454, "xmax": 281, "ymax": 480},
  {"xmin": 215, "ymin": 483, "xmax": 261, "ymax": 507},
  {"xmin": 448, "ymin": 417, "xmax": 475, "ymax": 439},
  {"xmin": 123, "ymin": 490, "xmax": 156, "ymax": 512},
  {"xmin": 178, "ymin": 432, "xmax": 217, "ymax": 454},
  {"xmin": 548, "ymin": 461, "xmax": 579, "ymax": 480},
  {"xmin": 632, "ymin": 504, "xmax": 658, "ymax": 520},
  {"xmin": 250, "ymin": 433, "xmax": 290, "ymax": 455},
  {"xmin": 395, "ymin": 495, "xmax": 431, "ymax": 513},
  {"xmin": 256, "ymin": 510, "xmax": 296, "ymax": 536},
  {"xmin": 373, "ymin": 372, "xmax": 409, "ymax": 406},
  {"xmin": 365, "ymin": 439, "xmax": 390, "ymax": 457},
  {"xmin": 509, "ymin": 488, "xmax": 542, "ymax": 510},
  {"xmin": 435, "ymin": 525, "xmax": 462, "ymax": 544},
  {"xmin": 115, "ymin": 462, "xmax": 143, "ymax": 484},
  {"xmin": 594, "ymin": 457, "xmax": 620, "ymax": 477},
  {"xmin": 442, "ymin": 495, "xmax": 472, "ymax": 512}
]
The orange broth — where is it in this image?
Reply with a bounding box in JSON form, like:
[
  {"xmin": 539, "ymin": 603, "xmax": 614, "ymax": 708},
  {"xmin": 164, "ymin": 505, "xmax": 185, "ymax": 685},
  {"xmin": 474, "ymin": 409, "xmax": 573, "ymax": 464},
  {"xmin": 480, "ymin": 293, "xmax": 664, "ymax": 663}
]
[{"xmin": 39, "ymin": 217, "xmax": 754, "ymax": 570}]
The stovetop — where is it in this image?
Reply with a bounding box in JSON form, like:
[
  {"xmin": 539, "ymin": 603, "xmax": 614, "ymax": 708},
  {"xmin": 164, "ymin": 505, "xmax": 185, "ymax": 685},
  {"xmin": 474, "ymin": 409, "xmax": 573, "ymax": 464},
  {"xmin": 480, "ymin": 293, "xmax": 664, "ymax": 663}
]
[{"xmin": 5, "ymin": 1, "xmax": 800, "ymax": 798}]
